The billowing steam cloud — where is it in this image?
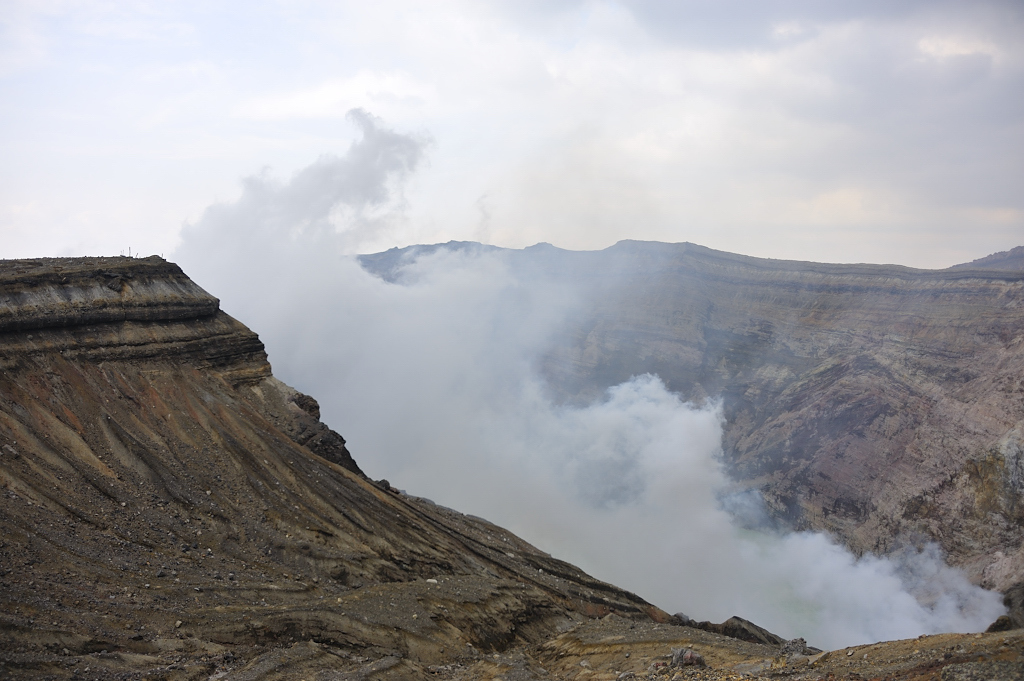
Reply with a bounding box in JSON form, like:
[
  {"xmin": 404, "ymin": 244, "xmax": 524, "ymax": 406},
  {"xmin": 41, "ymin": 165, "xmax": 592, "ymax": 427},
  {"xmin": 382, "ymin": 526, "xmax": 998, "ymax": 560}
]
[
  {"xmin": 178, "ymin": 108, "xmax": 427, "ymax": 266},
  {"xmin": 174, "ymin": 114, "xmax": 1005, "ymax": 650}
]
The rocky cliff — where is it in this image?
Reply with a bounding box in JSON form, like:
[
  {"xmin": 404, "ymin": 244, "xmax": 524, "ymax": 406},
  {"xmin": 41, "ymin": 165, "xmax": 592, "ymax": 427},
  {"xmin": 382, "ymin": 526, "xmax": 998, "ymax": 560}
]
[
  {"xmin": 363, "ymin": 241, "xmax": 1024, "ymax": 594},
  {"xmin": 950, "ymin": 246, "xmax": 1024, "ymax": 272},
  {"xmin": 0, "ymin": 257, "xmax": 665, "ymax": 679}
]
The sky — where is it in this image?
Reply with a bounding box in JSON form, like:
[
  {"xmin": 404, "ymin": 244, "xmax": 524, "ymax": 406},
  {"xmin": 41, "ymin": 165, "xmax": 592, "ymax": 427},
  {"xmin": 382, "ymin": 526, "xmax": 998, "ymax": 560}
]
[{"xmin": 2, "ymin": 0, "xmax": 1023, "ymax": 268}]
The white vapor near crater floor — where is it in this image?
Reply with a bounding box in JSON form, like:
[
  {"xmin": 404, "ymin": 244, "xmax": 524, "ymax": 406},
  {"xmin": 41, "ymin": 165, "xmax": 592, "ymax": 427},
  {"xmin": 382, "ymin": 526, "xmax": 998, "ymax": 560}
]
[{"xmin": 173, "ymin": 143, "xmax": 1006, "ymax": 649}]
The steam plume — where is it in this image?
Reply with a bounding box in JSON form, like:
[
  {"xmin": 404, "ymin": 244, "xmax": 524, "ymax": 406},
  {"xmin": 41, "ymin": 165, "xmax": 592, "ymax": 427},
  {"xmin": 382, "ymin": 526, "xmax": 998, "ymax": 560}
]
[{"xmin": 174, "ymin": 125, "xmax": 1005, "ymax": 650}]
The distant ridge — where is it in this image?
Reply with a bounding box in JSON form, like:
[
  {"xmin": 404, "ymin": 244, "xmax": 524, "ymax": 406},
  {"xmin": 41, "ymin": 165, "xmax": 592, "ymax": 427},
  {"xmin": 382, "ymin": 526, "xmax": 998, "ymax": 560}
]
[{"xmin": 950, "ymin": 245, "xmax": 1024, "ymax": 271}]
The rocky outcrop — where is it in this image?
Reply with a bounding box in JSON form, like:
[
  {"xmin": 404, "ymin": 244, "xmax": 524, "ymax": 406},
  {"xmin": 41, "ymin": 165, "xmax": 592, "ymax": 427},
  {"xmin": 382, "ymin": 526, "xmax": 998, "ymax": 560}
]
[
  {"xmin": 701, "ymin": 617, "xmax": 787, "ymax": 647},
  {"xmin": 950, "ymin": 245, "xmax": 1024, "ymax": 271},
  {"xmin": 0, "ymin": 256, "xmax": 218, "ymax": 333},
  {"xmin": 363, "ymin": 241, "xmax": 1024, "ymax": 592},
  {"xmin": 0, "ymin": 256, "xmax": 266, "ymax": 384},
  {"xmin": 0, "ymin": 257, "xmax": 363, "ymax": 476}
]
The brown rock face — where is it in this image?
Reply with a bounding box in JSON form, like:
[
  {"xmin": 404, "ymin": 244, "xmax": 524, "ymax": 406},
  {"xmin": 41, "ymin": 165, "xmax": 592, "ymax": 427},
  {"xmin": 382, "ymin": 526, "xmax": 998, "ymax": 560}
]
[
  {"xmin": 363, "ymin": 241, "xmax": 1024, "ymax": 591},
  {"xmin": 950, "ymin": 245, "xmax": 1024, "ymax": 272},
  {"xmin": 0, "ymin": 257, "xmax": 667, "ymax": 679}
]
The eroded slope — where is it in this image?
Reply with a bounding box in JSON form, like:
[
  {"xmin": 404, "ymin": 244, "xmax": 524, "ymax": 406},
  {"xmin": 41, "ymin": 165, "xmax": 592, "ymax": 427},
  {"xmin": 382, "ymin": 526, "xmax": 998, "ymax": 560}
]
[{"xmin": 0, "ymin": 257, "xmax": 665, "ymax": 680}]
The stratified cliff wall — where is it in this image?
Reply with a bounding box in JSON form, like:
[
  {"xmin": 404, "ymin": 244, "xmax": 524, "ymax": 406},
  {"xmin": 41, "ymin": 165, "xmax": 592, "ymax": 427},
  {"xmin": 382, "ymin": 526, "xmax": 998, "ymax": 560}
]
[
  {"xmin": 0, "ymin": 257, "xmax": 218, "ymax": 332},
  {"xmin": 364, "ymin": 241, "xmax": 1024, "ymax": 591},
  {"xmin": 0, "ymin": 257, "xmax": 368, "ymax": 474},
  {"xmin": 0, "ymin": 257, "xmax": 272, "ymax": 385},
  {"xmin": 554, "ymin": 242, "xmax": 1024, "ymax": 588}
]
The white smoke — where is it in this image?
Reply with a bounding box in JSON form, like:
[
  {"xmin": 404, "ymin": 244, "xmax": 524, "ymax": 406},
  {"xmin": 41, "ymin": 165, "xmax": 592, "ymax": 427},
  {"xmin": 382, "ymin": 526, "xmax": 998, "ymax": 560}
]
[
  {"xmin": 177, "ymin": 108, "xmax": 428, "ymax": 267},
  {"xmin": 174, "ymin": 122, "xmax": 1005, "ymax": 650}
]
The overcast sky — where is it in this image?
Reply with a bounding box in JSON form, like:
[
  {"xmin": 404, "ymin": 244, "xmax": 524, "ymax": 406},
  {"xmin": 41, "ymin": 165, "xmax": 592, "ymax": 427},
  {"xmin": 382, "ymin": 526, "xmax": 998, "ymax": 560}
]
[{"xmin": 2, "ymin": 0, "xmax": 1022, "ymax": 268}]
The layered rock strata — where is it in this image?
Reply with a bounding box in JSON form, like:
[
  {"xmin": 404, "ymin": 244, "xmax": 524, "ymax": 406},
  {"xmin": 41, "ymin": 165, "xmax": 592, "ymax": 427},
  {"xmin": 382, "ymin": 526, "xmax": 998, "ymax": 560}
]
[{"xmin": 951, "ymin": 245, "xmax": 1024, "ymax": 272}]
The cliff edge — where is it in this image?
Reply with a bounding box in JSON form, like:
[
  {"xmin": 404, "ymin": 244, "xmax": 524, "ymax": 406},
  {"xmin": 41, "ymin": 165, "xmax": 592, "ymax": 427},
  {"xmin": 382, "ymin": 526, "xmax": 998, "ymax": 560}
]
[{"xmin": 0, "ymin": 256, "xmax": 669, "ymax": 679}]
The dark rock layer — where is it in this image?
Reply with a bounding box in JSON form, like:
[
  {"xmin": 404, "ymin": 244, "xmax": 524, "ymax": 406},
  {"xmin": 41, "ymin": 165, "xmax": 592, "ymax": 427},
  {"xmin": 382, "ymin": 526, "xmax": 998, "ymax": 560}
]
[{"xmin": 950, "ymin": 245, "xmax": 1024, "ymax": 272}]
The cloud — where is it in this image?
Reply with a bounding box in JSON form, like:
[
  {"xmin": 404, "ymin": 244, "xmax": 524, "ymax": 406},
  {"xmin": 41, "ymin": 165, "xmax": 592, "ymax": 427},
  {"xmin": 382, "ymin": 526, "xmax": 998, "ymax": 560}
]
[
  {"xmin": 4, "ymin": 1, "xmax": 1023, "ymax": 266},
  {"xmin": 618, "ymin": 0, "xmax": 1024, "ymax": 50},
  {"xmin": 176, "ymin": 109, "xmax": 429, "ymax": 270},
  {"xmin": 237, "ymin": 73, "xmax": 434, "ymax": 121},
  {"xmin": 173, "ymin": 154, "xmax": 1006, "ymax": 649},
  {"xmin": 917, "ymin": 36, "xmax": 1001, "ymax": 61}
]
